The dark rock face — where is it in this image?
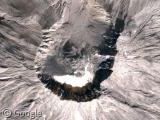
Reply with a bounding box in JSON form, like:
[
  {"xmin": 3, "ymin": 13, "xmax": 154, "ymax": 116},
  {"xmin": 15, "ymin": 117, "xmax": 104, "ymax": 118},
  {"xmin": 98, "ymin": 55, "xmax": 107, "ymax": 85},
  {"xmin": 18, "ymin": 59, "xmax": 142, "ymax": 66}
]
[{"xmin": 0, "ymin": 0, "xmax": 160, "ymax": 120}]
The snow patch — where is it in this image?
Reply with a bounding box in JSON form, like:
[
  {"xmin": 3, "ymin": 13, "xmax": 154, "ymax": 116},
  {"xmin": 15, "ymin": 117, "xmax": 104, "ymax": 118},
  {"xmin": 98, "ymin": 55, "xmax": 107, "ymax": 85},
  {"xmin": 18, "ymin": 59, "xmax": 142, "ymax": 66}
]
[{"xmin": 53, "ymin": 63, "xmax": 94, "ymax": 87}]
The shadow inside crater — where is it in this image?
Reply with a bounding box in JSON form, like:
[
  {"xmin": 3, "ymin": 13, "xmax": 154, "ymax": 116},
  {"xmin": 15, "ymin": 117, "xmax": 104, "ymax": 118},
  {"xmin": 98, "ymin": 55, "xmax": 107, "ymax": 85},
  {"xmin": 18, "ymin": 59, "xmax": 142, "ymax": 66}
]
[{"xmin": 37, "ymin": 18, "xmax": 125, "ymax": 102}]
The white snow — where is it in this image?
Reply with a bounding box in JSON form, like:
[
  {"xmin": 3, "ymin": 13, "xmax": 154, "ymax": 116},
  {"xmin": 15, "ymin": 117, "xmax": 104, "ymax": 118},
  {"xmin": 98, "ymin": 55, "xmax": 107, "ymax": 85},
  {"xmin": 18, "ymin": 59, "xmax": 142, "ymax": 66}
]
[
  {"xmin": 53, "ymin": 63, "xmax": 94, "ymax": 87},
  {"xmin": 0, "ymin": 67, "xmax": 8, "ymax": 73}
]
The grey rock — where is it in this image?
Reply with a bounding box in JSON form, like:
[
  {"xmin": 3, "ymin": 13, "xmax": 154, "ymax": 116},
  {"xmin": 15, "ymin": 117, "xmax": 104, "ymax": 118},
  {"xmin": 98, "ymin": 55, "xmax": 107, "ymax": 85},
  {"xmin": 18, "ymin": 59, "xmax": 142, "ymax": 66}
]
[{"xmin": 0, "ymin": 0, "xmax": 160, "ymax": 120}]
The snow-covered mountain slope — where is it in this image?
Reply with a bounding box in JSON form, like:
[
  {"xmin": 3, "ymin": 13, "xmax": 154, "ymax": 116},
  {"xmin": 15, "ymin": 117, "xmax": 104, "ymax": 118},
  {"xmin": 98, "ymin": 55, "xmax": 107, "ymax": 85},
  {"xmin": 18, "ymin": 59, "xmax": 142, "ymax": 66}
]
[{"xmin": 0, "ymin": 0, "xmax": 160, "ymax": 120}]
